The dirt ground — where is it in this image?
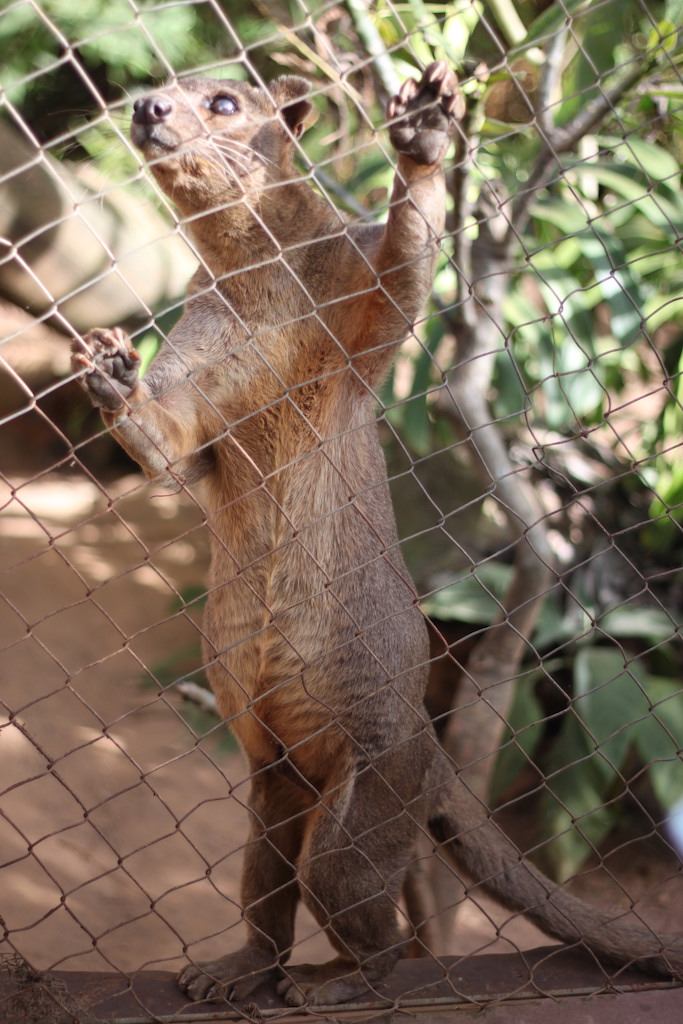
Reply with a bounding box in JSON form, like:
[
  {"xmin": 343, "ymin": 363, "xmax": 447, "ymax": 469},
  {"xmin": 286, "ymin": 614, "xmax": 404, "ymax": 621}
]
[{"xmin": 0, "ymin": 467, "xmax": 681, "ymax": 984}]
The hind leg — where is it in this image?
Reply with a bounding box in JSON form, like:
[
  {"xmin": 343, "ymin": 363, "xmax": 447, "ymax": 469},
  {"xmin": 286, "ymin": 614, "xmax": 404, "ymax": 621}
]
[
  {"xmin": 277, "ymin": 757, "xmax": 425, "ymax": 1007},
  {"xmin": 178, "ymin": 768, "xmax": 309, "ymax": 1002}
]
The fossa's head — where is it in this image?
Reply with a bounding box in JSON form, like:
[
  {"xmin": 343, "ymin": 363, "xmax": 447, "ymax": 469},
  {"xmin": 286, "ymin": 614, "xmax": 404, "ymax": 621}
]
[{"xmin": 131, "ymin": 75, "xmax": 312, "ymax": 212}]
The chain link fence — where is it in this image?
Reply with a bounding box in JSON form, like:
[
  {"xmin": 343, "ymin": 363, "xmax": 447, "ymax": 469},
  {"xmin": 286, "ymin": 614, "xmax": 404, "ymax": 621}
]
[{"xmin": 1, "ymin": 0, "xmax": 683, "ymax": 1020}]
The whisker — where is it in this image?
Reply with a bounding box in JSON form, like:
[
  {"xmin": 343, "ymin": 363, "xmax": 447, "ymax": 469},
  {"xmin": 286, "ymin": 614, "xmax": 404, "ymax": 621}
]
[
  {"xmin": 212, "ymin": 138, "xmax": 251, "ymax": 160},
  {"xmin": 220, "ymin": 138, "xmax": 272, "ymax": 162},
  {"xmin": 215, "ymin": 157, "xmax": 250, "ymax": 182},
  {"xmin": 240, "ymin": 150, "xmax": 277, "ymax": 170},
  {"xmin": 210, "ymin": 144, "xmax": 253, "ymax": 176},
  {"xmin": 213, "ymin": 137, "xmax": 277, "ymax": 171}
]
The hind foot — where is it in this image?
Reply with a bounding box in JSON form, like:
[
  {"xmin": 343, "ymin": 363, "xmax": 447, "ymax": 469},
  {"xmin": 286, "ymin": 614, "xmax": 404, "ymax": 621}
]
[
  {"xmin": 177, "ymin": 947, "xmax": 279, "ymax": 1003},
  {"xmin": 276, "ymin": 957, "xmax": 391, "ymax": 1007}
]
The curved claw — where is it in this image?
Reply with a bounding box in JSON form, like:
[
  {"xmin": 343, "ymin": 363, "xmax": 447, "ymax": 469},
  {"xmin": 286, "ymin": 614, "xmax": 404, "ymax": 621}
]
[
  {"xmin": 70, "ymin": 327, "xmax": 141, "ymax": 410},
  {"xmin": 398, "ymin": 77, "xmax": 419, "ymax": 105},
  {"xmin": 386, "ymin": 61, "xmax": 463, "ymax": 165},
  {"xmin": 427, "ymin": 59, "xmax": 448, "ymax": 84}
]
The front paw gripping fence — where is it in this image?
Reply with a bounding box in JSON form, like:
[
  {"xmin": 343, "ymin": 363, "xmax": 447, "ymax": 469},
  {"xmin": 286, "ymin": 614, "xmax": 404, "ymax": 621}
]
[{"xmin": 2, "ymin": 2, "xmax": 683, "ymax": 1021}]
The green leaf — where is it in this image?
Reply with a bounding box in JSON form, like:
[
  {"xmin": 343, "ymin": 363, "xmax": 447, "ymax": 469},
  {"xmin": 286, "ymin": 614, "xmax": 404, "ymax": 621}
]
[
  {"xmin": 665, "ymin": 0, "xmax": 683, "ymax": 23},
  {"xmin": 399, "ymin": 318, "xmax": 445, "ymax": 454},
  {"xmin": 532, "ymin": 592, "xmax": 585, "ymax": 651},
  {"xmin": 599, "ymin": 134, "xmax": 681, "ymax": 186},
  {"xmin": 530, "ymin": 197, "xmax": 592, "ymax": 236},
  {"xmin": 491, "ymin": 346, "xmax": 528, "ymax": 419},
  {"xmin": 405, "ymin": 0, "xmax": 483, "ymax": 63},
  {"xmin": 490, "ymin": 672, "xmax": 546, "ymax": 802},
  {"xmin": 442, "ymin": 1, "xmax": 483, "ymax": 61},
  {"xmin": 553, "ymin": 0, "xmax": 639, "ymax": 125},
  {"xmin": 636, "ymin": 677, "xmax": 683, "ymax": 810},
  {"xmin": 648, "ymin": 20, "xmax": 679, "ymax": 55},
  {"xmin": 135, "ymin": 333, "xmax": 162, "ymax": 376},
  {"xmin": 537, "ymin": 714, "xmax": 616, "ymax": 881},
  {"xmin": 420, "ymin": 562, "xmax": 513, "ymax": 624},
  {"xmin": 598, "ymin": 606, "xmax": 678, "ymax": 643},
  {"xmin": 647, "ymin": 461, "xmax": 683, "ymax": 549},
  {"xmin": 642, "ymin": 291, "xmax": 683, "ymax": 333},
  {"xmin": 581, "ymin": 230, "xmax": 645, "ymax": 347},
  {"xmin": 572, "ymin": 647, "xmax": 650, "ymax": 779},
  {"xmin": 537, "ymin": 647, "xmax": 651, "ymax": 879},
  {"xmin": 573, "ymin": 163, "xmax": 683, "ymax": 231},
  {"xmin": 519, "ymin": 0, "xmax": 593, "ymax": 48},
  {"xmin": 530, "ymin": 287, "xmax": 605, "ymax": 428}
]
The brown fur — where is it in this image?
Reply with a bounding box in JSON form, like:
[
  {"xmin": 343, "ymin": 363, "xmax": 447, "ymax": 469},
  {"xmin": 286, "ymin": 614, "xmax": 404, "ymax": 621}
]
[{"xmin": 72, "ymin": 66, "xmax": 683, "ymax": 1006}]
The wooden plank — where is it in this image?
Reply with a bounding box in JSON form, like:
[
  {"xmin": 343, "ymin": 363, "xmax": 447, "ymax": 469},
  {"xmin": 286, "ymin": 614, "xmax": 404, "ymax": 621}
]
[{"xmin": 3, "ymin": 946, "xmax": 679, "ymax": 1023}]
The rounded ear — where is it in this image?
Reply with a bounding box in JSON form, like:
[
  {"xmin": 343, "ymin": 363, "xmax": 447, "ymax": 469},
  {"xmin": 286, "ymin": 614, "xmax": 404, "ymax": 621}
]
[{"xmin": 269, "ymin": 76, "xmax": 313, "ymax": 138}]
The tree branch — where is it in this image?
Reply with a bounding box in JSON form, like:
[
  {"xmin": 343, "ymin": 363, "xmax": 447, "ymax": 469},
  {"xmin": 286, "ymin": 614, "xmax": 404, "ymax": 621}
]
[
  {"xmin": 432, "ymin": 41, "xmax": 663, "ymax": 802},
  {"xmin": 435, "ymin": 199, "xmax": 554, "ymax": 799},
  {"xmin": 536, "ymin": 25, "xmax": 567, "ymax": 139},
  {"xmin": 447, "ymin": 66, "xmax": 489, "ymax": 319},
  {"xmin": 345, "ymin": 0, "xmax": 400, "ymax": 100},
  {"xmin": 508, "ymin": 55, "xmax": 656, "ymax": 238}
]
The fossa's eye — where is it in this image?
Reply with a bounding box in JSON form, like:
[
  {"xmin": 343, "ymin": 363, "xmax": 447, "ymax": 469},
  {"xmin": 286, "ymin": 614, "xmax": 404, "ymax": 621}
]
[{"xmin": 211, "ymin": 95, "xmax": 238, "ymax": 116}]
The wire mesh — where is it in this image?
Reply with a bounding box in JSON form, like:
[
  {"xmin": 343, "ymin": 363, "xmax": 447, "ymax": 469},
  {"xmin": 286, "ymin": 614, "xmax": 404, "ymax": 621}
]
[{"xmin": 1, "ymin": 0, "xmax": 683, "ymax": 1019}]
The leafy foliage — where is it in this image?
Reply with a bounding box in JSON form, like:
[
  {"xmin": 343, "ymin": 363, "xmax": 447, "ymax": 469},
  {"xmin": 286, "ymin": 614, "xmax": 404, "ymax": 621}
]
[
  {"xmin": 424, "ymin": 561, "xmax": 683, "ymax": 880},
  {"xmin": 368, "ymin": 0, "xmax": 683, "ymax": 877}
]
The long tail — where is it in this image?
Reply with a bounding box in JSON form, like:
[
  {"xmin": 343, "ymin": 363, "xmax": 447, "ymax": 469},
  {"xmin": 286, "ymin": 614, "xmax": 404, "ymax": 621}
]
[{"xmin": 428, "ymin": 781, "xmax": 683, "ymax": 978}]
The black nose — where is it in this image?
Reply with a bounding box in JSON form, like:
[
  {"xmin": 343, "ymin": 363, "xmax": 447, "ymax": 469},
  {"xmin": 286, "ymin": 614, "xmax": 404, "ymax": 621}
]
[{"xmin": 132, "ymin": 95, "xmax": 173, "ymax": 126}]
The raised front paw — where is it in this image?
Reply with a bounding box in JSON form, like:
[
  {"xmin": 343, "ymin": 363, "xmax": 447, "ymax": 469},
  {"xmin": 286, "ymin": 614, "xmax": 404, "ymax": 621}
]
[
  {"xmin": 387, "ymin": 61, "xmax": 464, "ymax": 166},
  {"xmin": 71, "ymin": 327, "xmax": 140, "ymax": 411}
]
